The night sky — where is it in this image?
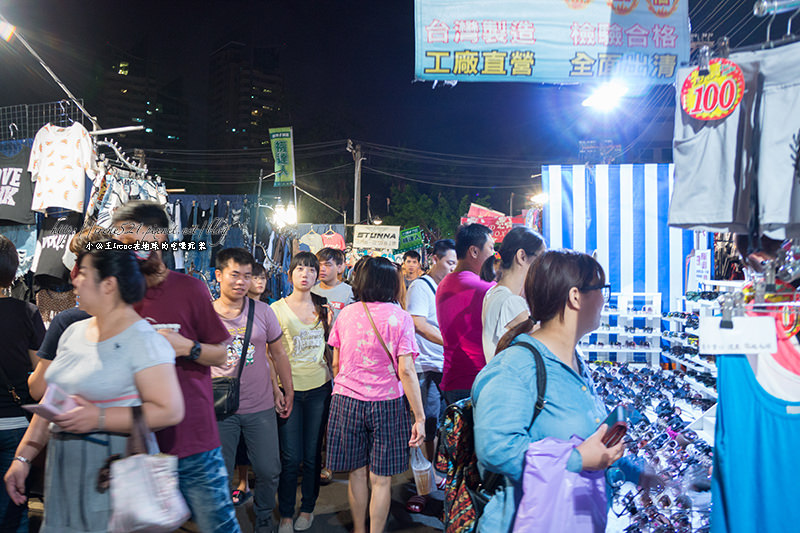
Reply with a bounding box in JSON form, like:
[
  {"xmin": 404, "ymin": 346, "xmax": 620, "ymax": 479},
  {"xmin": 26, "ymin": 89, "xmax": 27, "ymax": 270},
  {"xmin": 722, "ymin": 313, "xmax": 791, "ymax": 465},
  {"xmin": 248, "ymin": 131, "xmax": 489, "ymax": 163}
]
[{"xmin": 0, "ymin": 0, "xmax": 781, "ymax": 202}]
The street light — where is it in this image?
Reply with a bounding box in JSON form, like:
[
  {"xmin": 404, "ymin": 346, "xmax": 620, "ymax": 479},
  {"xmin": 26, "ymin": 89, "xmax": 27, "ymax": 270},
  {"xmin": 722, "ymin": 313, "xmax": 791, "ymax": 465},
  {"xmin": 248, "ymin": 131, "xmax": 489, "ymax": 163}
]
[
  {"xmin": 582, "ymin": 81, "xmax": 629, "ymax": 112},
  {"xmin": 530, "ymin": 192, "xmax": 549, "ymax": 206}
]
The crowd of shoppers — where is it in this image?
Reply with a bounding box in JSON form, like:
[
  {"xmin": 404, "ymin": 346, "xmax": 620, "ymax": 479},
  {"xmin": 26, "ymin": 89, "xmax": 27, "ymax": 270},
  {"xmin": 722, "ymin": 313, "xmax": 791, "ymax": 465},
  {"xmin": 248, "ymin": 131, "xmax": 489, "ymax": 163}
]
[{"xmin": 2, "ymin": 212, "xmax": 637, "ymax": 533}]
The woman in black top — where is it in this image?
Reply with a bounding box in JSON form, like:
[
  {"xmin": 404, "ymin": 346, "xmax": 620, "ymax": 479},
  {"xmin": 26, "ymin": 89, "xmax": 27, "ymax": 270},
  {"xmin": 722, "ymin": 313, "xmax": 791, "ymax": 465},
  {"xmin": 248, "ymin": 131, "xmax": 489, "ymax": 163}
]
[{"xmin": 0, "ymin": 235, "xmax": 45, "ymax": 532}]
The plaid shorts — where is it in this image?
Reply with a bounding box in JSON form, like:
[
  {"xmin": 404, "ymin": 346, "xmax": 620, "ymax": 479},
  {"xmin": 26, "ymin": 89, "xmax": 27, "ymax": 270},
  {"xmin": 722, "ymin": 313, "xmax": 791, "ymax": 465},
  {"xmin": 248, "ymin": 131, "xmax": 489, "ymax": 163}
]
[{"xmin": 326, "ymin": 393, "xmax": 413, "ymax": 476}]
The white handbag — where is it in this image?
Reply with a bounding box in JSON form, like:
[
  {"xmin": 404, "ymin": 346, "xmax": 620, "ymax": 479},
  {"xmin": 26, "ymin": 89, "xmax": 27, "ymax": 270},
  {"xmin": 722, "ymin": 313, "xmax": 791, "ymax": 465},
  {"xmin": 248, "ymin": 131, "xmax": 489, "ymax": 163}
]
[{"xmin": 108, "ymin": 406, "xmax": 190, "ymax": 533}]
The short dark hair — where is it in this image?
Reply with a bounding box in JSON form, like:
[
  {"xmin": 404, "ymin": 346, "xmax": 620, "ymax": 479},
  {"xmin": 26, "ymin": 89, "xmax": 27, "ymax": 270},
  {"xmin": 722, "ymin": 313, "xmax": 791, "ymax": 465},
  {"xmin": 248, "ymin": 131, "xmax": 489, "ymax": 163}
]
[
  {"xmin": 289, "ymin": 251, "xmax": 319, "ymax": 279},
  {"xmin": 317, "ymin": 247, "xmax": 345, "ymax": 265},
  {"xmin": 0, "ymin": 235, "xmax": 19, "ymax": 288},
  {"xmin": 455, "ymin": 223, "xmax": 492, "ymax": 260},
  {"xmin": 216, "ymin": 247, "xmax": 255, "ymax": 271},
  {"xmin": 403, "ymin": 250, "xmax": 421, "ymax": 262},
  {"xmin": 431, "ymin": 239, "xmax": 456, "ymax": 258},
  {"xmin": 251, "ymin": 263, "xmax": 266, "ymax": 277},
  {"xmin": 498, "ymin": 227, "xmax": 545, "ymax": 270},
  {"xmin": 111, "ymin": 200, "xmax": 170, "ymax": 230},
  {"xmin": 359, "ymin": 257, "xmax": 401, "ymax": 303},
  {"xmin": 81, "ymin": 242, "xmax": 147, "ymax": 304}
]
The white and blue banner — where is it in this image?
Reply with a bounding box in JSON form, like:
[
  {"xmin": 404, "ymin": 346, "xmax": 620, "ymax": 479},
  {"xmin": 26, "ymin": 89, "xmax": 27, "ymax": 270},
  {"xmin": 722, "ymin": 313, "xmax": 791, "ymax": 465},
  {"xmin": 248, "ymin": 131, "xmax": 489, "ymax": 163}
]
[
  {"xmin": 414, "ymin": 0, "xmax": 689, "ymax": 84},
  {"xmin": 543, "ymin": 164, "xmax": 702, "ymax": 312}
]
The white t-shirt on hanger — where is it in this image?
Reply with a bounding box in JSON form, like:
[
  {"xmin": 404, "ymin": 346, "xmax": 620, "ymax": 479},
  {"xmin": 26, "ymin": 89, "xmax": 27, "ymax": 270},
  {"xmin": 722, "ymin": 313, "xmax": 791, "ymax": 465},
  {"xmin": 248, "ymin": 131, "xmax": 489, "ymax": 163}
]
[{"xmin": 28, "ymin": 123, "xmax": 98, "ymax": 213}]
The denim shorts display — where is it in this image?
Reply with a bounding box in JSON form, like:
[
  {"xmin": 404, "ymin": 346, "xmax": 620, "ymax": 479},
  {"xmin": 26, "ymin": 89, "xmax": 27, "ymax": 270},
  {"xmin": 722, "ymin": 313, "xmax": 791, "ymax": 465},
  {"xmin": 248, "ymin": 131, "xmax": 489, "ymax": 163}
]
[{"xmin": 0, "ymin": 224, "xmax": 36, "ymax": 278}]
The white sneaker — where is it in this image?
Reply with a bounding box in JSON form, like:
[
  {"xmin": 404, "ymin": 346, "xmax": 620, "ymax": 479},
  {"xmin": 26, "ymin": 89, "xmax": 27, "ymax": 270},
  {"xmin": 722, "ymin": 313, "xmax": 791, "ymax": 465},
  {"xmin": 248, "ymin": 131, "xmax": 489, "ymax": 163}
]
[
  {"xmin": 277, "ymin": 520, "xmax": 293, "ymax": 533},
  {"xmin": 294, "ymin": 513, "xmax": 314, "ymax": 531}
]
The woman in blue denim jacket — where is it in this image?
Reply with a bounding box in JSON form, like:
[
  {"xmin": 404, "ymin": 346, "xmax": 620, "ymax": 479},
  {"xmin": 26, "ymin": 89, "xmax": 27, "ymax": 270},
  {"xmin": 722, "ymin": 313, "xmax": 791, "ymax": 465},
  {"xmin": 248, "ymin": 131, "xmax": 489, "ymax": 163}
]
[{"xmin": 472, "ymin": 250, "xmax": 643, "ymax": 532}]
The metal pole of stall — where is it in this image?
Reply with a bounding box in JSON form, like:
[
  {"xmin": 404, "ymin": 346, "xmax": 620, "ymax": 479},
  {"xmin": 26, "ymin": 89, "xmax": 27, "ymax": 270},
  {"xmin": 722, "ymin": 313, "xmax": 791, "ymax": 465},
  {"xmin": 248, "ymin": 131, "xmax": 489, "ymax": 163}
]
[{"xmin": 253, "ymin": 169, "xmax": 263, "ymax": 255}]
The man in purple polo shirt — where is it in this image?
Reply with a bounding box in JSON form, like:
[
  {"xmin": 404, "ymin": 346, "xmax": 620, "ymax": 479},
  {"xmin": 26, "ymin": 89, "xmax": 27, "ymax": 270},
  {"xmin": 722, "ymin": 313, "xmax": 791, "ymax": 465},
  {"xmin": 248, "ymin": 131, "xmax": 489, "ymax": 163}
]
[{"xmin": 436, "ymin": 223, "xmax": 495, "ymax": 406}]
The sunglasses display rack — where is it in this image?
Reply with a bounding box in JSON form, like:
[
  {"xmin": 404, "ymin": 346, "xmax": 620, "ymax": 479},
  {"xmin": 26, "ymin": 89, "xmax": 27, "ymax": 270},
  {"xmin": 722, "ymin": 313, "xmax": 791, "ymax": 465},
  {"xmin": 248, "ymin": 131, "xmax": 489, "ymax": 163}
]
[
  {"xmin": 661, "ymin": 291, "xmax": 725, "ymax": 402},
  {"xmin": 590, "ymin": 362, "xmax": 717, "ymax": 532},
  {"xmin": 581, "ymin": 293, "xmax": 663, "ymax": 366}
]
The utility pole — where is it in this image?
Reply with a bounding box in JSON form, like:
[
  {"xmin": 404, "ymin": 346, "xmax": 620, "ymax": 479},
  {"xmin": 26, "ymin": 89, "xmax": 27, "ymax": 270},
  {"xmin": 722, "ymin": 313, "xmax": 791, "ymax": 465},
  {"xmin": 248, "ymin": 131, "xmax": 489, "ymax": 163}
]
[{"xmin": 347, "ymin": 140, "xmax": 365, "ymax": 224}]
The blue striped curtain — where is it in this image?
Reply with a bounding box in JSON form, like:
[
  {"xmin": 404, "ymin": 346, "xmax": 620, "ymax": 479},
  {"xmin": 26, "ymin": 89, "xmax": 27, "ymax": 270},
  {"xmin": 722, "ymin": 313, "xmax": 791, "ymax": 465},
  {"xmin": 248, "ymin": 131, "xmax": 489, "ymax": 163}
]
[{"xmin": 542, "ymin": 164, "xmax": 700, "ymax": 313}]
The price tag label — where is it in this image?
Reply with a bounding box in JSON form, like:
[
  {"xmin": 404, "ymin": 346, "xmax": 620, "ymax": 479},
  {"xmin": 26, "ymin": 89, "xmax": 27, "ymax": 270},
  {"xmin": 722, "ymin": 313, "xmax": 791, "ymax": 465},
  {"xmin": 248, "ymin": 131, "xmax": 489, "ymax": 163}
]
[
  {"xmin": 680, "ymin": 58, "xmax": 744, "ymax": 121},
  {"xmin": 698, "ymin": 315, "xmax": 777, "ymax": 354}
]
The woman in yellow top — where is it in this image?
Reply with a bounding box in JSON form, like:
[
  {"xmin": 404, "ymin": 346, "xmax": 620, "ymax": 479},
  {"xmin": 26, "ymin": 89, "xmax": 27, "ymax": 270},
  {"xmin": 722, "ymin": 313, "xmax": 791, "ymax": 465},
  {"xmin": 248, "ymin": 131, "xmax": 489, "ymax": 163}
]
[{"xmin": 271, "ymin": 251, "xmax": 332, "ymax": 533}]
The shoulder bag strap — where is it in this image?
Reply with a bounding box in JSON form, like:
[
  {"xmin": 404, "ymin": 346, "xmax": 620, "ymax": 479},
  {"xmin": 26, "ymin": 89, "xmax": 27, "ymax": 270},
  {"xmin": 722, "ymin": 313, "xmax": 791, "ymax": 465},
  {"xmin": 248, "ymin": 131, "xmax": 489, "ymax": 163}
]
[
  {"xmin": 236, "ymin": 298, "xmax": 256, "ymax": 381},
  {"xmin": 0, "ymin": 362, "xmax": 22, "ymax": 405},
  {"xmin": 512, "ymin": 341, "xmax": 548, "ymax": 428},
  {"xmin": 480, "ymin": 340, "xmax": 548, "ymax": 494},
  {"xmin": 126, "ymin": 405, "xmax": 150, "ymax": 456},
  {"xmin": 362, "ymin": 302, "xmax": 396, "ymax": 372}
]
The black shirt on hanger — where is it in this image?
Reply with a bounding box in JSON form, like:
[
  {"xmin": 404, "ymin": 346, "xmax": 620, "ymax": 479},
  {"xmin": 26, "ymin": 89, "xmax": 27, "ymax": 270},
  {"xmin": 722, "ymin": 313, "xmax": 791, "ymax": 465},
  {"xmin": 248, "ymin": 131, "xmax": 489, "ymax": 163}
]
[
  {"xmin": 32, "ymin": 212, "xmax": 83, "ymax": 286},
  {"xmin": 0, "ymin": 146, "xmax": 35, "ymax": 225}
]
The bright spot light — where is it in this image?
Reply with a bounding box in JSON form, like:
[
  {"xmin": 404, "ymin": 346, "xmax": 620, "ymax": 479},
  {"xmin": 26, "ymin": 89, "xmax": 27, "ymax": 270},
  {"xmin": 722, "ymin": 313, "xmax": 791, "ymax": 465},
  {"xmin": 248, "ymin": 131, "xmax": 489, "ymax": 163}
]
[
  {"xmin": 372, "ymin": 217, "xmax": 383, "ymax": 225},
  {"xmin": 271, "ymin": 202, "xmax": 297, "ymax": 228},
  {"xmin": 581, "ymin": 82, "xmax": 629, "ymax": 111},
  {"xmin": 530, "ymin": 192, "xmax": 549, "ymax": 205}
]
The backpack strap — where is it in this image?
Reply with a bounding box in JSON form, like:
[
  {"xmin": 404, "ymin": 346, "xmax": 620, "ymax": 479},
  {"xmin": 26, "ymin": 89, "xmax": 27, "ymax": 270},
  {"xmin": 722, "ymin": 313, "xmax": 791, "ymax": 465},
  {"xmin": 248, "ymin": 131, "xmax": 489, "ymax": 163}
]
[
  {"xmin": 419, "ymin": 276, "xmax": 437, "ymax": 296},
  {"xmin": 512, "ymin": 341, "xmax": 547, "ymax": 427}
]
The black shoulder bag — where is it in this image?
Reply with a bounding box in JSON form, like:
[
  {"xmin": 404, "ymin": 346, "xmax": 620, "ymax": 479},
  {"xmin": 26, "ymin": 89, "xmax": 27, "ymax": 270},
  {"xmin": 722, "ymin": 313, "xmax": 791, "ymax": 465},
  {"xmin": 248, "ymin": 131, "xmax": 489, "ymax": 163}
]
[{"xmin": 213, "ymin": 298, "xmax": 255, "ymax": 420}]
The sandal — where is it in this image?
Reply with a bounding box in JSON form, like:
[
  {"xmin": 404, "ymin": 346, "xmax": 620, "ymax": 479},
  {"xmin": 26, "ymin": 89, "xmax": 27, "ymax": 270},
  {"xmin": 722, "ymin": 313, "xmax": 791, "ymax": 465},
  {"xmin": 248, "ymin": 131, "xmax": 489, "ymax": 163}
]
[
  {"xmin": 405, "ymin": 494, "xmax": 427, "ymax": 513},
  {"xmin": 232, "ymin": 489, "xmax": 252, "ymax": 506}
]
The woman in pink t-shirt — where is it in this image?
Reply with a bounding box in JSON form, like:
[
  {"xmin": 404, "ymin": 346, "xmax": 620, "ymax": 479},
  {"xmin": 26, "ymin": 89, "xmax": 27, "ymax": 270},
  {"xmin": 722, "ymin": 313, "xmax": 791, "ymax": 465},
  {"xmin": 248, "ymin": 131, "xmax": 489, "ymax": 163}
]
[{"xmin": 327, "ymin": 257, "xmax": 425, "ymax": 533}]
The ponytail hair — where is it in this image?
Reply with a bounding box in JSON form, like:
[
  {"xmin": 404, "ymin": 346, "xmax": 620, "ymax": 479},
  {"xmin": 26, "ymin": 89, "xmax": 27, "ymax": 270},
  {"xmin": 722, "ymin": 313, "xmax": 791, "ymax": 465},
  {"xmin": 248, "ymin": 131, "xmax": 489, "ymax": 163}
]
[
  {"xmin": 497, "ymin": 227, "xmax": 545, "ymax": 270},
  {"xmin": 311, "ymin": 292, "xmax": 331, "ymax": 341},
  {"xmin": 495, "ymin": 249, "xmax": 605, "ymax": 354}
]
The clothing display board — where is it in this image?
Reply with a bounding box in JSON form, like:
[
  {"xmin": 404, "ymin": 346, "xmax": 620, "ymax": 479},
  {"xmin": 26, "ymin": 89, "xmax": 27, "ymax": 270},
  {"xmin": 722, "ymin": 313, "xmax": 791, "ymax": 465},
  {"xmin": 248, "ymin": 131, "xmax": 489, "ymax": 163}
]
[{"xmin": 543, "ymin": 164, "xmax": 709, "ymax": 312}]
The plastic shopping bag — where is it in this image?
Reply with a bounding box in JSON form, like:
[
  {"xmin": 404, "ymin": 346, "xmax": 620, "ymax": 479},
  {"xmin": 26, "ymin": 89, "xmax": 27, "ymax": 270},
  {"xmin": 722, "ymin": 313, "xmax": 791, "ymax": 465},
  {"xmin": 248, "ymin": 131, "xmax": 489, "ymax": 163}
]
[
  {"xmin": 512, "ymin": 436, "xmax": 607, "ymax": 533},
  {"xmin": 410, "ymin": 445, "xmax": 435, "ymax": 495}
]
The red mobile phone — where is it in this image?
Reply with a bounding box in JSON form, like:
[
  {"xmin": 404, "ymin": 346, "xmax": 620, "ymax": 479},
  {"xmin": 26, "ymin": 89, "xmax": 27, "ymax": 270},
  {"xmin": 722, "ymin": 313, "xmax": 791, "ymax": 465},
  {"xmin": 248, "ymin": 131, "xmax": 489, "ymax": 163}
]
[{"xmin": 600, "ymin": 405, "xmax": 628, "ymax": 447}]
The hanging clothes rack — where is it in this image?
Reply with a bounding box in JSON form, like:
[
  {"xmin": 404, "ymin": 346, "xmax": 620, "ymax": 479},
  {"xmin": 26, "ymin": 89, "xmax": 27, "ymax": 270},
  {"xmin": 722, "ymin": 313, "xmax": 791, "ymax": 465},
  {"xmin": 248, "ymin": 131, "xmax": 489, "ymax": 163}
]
[{"xmin": 96, "ymin": 138, "xmax": 148, "ymax": 176}]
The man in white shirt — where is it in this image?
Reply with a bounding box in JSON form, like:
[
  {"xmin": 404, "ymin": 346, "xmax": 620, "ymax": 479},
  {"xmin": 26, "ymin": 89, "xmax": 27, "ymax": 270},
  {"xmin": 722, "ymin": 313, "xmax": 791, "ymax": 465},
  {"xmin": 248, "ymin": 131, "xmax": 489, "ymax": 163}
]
[{"xmin": 405, "ymin": 239, "xmax": 457, "ymax": 462}]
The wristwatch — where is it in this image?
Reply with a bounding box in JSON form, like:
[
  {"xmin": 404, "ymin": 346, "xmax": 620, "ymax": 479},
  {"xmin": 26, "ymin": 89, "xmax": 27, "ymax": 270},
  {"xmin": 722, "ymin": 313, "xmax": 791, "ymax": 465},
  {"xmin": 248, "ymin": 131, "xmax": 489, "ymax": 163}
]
[{"xmin": 188, "ymin": 341, "xmax": 202, "ymax": 361}]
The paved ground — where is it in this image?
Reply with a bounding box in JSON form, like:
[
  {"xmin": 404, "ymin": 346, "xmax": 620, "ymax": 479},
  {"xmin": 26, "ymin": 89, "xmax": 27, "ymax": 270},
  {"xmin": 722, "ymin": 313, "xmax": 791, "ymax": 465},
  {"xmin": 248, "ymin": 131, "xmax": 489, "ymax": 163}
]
[{"xmin": 27, "ymin": 471, "xmax": 444, "ymax": 532}]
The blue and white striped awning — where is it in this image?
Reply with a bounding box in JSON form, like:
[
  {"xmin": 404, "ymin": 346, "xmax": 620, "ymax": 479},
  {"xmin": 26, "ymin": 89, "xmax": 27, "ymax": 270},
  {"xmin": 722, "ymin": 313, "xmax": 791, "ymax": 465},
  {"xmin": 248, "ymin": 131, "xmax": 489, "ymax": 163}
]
[{"xmin": 542, "ymin": 164, "xmax": 699, "ymax": 312}]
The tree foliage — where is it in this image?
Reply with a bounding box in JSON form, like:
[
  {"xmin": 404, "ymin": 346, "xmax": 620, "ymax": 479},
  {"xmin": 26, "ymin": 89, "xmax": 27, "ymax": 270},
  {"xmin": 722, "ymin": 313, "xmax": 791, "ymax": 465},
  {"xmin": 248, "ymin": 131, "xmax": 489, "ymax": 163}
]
[{"xmin": 382, "ymin": 182, "xmax": 492, "ymax": 240}]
